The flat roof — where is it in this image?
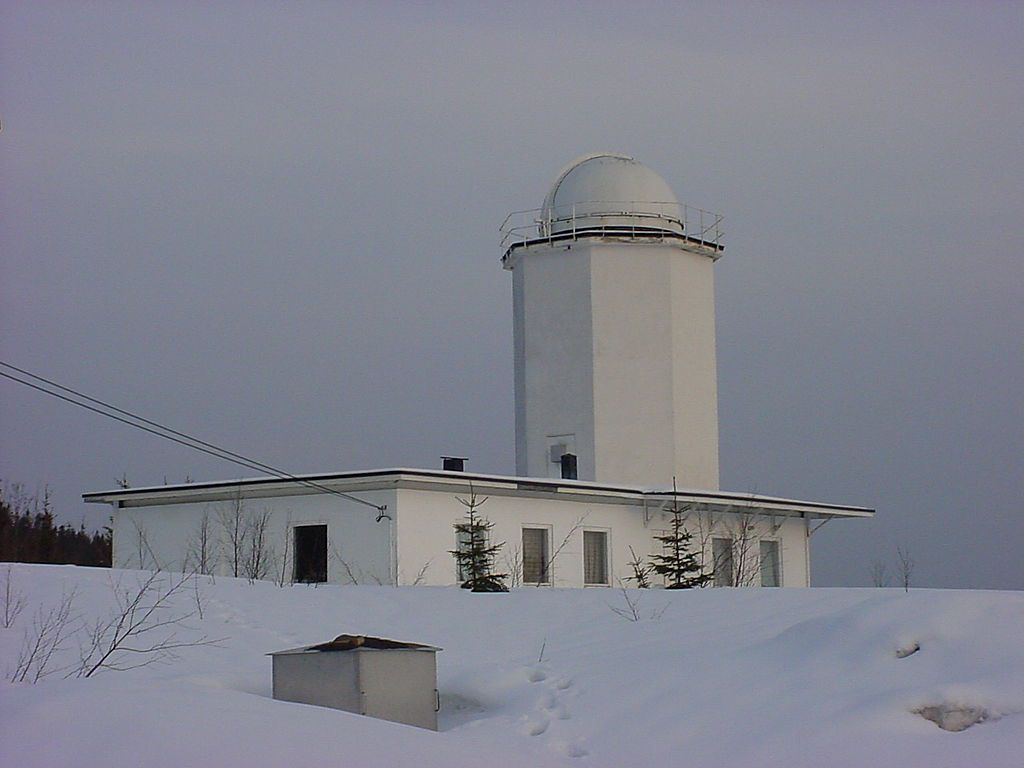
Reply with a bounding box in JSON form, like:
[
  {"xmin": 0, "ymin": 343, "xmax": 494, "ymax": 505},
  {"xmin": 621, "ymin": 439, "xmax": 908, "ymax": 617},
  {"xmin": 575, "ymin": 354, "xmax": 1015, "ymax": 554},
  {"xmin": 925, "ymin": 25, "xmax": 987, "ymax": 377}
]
[
  {"xmin": 270, "ymin": 634, "xmax": 441, "ymax": 655},
  {"xmin": 83, "ymin": 467, "xmax": 873, "ymax": 518}
]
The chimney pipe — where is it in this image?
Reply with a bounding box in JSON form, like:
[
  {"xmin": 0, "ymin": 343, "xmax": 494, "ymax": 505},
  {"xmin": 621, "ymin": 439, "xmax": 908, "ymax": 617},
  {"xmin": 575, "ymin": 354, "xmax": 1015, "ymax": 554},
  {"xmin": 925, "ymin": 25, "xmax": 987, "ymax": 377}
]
[{"xmin": 441, "ymin": 456, "xmax": 467, "ymax": 472}]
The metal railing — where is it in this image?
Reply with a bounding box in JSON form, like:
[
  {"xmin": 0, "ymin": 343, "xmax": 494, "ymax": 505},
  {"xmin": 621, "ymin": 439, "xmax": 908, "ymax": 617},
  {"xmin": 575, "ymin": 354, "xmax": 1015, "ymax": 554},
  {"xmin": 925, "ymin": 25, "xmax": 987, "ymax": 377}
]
[{"xmin": 500, "ymin": 200, "xmax": 724, "ymax": 254}]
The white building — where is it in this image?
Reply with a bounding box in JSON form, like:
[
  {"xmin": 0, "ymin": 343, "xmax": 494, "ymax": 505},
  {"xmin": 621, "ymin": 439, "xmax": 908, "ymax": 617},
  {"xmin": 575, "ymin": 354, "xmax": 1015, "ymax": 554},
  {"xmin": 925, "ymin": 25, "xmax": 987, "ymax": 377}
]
[{"xmin": 85, "ymin": 154, "xmax": 873, "ymax": 588}]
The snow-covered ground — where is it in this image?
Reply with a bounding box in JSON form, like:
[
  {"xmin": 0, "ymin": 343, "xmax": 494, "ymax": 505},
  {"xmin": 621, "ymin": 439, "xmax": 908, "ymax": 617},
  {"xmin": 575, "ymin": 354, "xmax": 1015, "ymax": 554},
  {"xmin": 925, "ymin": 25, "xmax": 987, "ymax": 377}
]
[{"xmin": 1, "ymin": 564, "xmax": 1021, "ymax": 767}]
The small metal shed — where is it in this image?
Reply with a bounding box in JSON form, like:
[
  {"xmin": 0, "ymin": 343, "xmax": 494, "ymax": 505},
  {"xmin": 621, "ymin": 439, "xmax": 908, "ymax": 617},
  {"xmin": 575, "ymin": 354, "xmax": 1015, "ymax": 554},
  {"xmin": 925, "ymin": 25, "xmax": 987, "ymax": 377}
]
[{"xmin": 269, "ymin": 634, "xmax": 441, "ymax": 730}]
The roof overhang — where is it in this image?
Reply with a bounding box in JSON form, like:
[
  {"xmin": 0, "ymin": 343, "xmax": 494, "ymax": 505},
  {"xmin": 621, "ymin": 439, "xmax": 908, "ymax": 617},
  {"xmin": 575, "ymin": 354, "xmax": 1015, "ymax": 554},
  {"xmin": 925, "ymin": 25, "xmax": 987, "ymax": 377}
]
[{"xmin": 83, "ymin": 468, "xmax": 874, "ymax": 520}]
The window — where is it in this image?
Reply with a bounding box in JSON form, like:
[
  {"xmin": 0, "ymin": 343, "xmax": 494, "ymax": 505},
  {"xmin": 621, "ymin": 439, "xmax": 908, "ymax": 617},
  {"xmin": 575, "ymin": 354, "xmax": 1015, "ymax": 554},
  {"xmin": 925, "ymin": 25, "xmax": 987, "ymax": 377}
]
[
  {"xmin": 760, "ymin": 540, "xmax": 781, "ymax": 587},
  {"xmin": 294, "ymin": 525, "xmax": 328, "ymax": 583},
  {"xmin": 712, "ymin": 537, "xmax": 734, "ymax": 587},
  {"xmin": 522, "ymin": 527, "xmax": 551, "ymax": 584},
  {"xmin": 583, "ymin": 530, "xmax": 609, "ymax": 585}
]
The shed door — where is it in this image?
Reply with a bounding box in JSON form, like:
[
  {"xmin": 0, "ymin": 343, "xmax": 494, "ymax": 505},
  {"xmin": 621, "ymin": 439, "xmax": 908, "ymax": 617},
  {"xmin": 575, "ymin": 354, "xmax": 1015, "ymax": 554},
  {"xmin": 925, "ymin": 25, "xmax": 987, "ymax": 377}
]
[{"xmin": 294, "ymin": 525, "xmax": 328, "ymax": 583}]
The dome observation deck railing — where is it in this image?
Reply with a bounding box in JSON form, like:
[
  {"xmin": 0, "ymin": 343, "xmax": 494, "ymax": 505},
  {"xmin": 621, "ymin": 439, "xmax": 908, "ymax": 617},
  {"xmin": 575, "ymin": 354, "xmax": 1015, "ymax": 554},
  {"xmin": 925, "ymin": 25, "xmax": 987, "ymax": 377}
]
[{"xmin": 500, "ymin": 201, "xmax": 724, "ymax": 258}]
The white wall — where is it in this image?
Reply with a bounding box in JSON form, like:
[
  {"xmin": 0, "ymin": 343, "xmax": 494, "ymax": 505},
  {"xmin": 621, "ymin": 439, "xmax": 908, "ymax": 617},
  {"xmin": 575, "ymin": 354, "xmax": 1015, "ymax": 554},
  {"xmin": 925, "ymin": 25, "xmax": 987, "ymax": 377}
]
[
  {"xmin": 394, "ymin": 487, "xmax": 807, "ymax": 588},
  {"xmin": 112, "ymin": 489, "xmax": 396, "ymax": 584},
  {"xmin": 110, "ymin": 483, "xmax": 810, "ymax": 588},
  {"xmin": 510, "ymin": 238, "xmax": 719, "ymax": 489},
  {"xmin": 512, "ymin": 244, "xmax": 596, "ymax": 480}
]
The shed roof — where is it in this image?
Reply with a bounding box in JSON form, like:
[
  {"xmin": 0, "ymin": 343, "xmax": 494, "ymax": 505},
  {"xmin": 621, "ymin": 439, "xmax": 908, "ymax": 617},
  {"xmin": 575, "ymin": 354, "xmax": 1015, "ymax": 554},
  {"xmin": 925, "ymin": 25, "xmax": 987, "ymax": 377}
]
[{"xmin": 270, "ymin": 634, "xmax": 441, "ymax": 655}]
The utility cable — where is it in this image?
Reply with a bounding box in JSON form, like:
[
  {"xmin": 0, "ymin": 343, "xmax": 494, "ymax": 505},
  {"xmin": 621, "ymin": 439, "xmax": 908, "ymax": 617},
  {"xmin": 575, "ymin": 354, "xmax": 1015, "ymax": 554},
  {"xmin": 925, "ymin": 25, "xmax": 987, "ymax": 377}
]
[{"xmin": 0, "ymin": 361, "xmax": 389, "ymax": 519}]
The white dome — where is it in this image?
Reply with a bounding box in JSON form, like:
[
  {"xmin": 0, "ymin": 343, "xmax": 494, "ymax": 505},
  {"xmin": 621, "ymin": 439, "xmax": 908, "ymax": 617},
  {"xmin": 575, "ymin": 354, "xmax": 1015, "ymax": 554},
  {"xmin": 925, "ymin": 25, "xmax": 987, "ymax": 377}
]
[{"xmin": 540, "ymin": 153, "xmax": 683, "ymax": 236}]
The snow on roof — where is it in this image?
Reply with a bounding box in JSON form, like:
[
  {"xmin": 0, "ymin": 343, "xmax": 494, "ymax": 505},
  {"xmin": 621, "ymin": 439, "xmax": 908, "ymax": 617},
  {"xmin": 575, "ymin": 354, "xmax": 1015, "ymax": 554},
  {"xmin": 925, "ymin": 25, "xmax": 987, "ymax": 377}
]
[
  {"xmin": 270, "ymin": 634, "xmax": 441, "ymax": 655},
  {"xmin": 82, "ymin": 467, "xmax": 873, "ymax": 517}
]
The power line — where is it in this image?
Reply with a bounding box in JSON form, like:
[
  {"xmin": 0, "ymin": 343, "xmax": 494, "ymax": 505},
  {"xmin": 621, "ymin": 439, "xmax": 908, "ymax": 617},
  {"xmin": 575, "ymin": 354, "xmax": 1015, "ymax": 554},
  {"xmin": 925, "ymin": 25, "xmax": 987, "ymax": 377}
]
[{"xmin": 0, "ymin": 361, "xmax": 389, "ymax": 520}]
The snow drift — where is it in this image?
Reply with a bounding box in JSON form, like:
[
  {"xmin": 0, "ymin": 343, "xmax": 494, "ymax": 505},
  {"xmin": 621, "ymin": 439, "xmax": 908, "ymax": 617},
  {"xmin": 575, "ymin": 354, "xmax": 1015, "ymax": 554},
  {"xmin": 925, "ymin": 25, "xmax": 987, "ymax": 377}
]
[{"xmin": 1, "ymin": 564, "xmax": 1021, "ymax": 767}]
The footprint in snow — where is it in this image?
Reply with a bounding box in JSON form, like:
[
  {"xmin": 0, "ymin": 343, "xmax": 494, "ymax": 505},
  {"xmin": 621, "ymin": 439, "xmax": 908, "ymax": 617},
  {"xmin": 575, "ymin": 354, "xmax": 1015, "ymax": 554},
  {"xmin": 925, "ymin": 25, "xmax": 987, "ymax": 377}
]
[
  {"xmin": 524, "ymin": 716, "xmax": 549, "ymax": 736},
  {"xmin": 554, "ymin": 740, "xmax": 588, "ymax": 759},
  {"xmin": 527, "ymin": 666, "xmax": 548, "ymax": 683}
]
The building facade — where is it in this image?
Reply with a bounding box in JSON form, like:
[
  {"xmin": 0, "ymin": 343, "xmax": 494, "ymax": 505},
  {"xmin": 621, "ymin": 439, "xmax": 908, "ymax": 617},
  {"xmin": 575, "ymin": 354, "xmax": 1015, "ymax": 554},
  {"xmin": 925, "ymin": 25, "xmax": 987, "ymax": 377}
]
[{"xmin": 86, "ymin": 469, "xmax": 872, "ymax": 588}]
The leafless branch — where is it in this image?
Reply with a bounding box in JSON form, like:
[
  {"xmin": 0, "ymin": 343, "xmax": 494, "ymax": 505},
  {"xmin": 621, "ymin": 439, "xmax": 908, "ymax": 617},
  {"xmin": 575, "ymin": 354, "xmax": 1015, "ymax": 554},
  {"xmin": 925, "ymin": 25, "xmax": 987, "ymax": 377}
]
[
  {"xmin": 275, "ymin": 515, "xmax": 293, "ymax": 588},
  {"xmin": 3, "ymin": 566, "xmax": 28, "ymax": 628},
  {"xmin": 608, "ymin": 579, "xmax": 642, "ymax": 622},
  {"xmin": 537, "ymin": 513, "xmax": 588, "ymax": 586},
  {"xmin": 184, "ymin": 510, "xmax": 217, "ymax": 576},
  {"xmin": 410, "ymin": 559, "xmax": 433, "ymax": 586},
  {"xmin": 330, "ymin": 543, "xmax": 361, "ymax": 585},
  {"xmin": 242, "ymin": 508, "xmax": 273, "ymax": 583},
  {"xmin": 503, "ymin": 544, "xmax": 523, "ymax": 589},
  {"xmin": 216, "ymin": 489, "xmax": 248, "ymax": 578},
  {"xmin": 130, "ymin": 519, "xmax": 161, "ymax": 571},
  {"xmin": 73, "ymin": 571, "xmax": 222, "ymax": 678},
  {"xmin": 897, "ymin": 545, "xmax": 914, "ymax": 592},
  {"xmin": 192, "ymin": 572, "xmax": 205, "ymax": 620},
  {"xmin": 870, "ymin": 558, "xmax": 889, "ymax": 587},
  {"xmin": 10, "ymin": 587, "xmax": 77, "ymax": 683}
]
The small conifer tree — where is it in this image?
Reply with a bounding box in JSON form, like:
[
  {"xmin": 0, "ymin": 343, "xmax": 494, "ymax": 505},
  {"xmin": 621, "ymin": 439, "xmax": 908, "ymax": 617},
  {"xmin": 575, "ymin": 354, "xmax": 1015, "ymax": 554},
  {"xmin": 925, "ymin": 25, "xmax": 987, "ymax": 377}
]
[
  {"xmin": 449, "ymin": 486, "xmax": 508, "ymax": 592},
  {"xmin": 649, "ymin": 480, "xmax": 712, "ymax": 589}
]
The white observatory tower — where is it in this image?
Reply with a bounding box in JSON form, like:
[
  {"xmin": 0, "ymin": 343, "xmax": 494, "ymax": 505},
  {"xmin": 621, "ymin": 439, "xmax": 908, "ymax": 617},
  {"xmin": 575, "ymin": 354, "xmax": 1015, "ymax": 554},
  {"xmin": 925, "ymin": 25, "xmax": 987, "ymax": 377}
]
[{"xmin": 502, "ymin": 154, "xmax": 724, "ymax": 489}]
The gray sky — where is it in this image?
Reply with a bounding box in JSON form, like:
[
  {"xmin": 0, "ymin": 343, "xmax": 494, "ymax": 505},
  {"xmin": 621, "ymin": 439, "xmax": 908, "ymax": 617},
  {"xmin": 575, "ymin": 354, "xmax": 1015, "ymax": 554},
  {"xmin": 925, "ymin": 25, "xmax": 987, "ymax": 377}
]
[{"xmin": 2, "ymin": 2, "xmax": 1021, "ymax": 588}]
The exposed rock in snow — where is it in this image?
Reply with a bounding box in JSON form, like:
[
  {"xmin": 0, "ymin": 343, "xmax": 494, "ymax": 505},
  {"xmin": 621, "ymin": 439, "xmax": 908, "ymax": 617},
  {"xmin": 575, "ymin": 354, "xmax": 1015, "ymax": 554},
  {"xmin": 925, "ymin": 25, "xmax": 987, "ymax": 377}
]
[
  {"xmin": 896, "ymin": 641, "xmax": 921, "ymax": 658},
  {"xmin": 915, "ymin": 703, "xmax": 992, "ymax": 731}
]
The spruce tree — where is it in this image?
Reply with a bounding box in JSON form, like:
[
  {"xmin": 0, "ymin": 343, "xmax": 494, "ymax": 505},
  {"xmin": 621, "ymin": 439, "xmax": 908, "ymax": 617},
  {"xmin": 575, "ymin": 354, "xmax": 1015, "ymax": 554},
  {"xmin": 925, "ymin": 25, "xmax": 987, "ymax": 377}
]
[
  {"xmin": 649, "ymin": 481, "xmax": 712, "ymax": 589},
  {"xmin": 449, "ymin": 487, "xmax": 508, "ymax": 592}
]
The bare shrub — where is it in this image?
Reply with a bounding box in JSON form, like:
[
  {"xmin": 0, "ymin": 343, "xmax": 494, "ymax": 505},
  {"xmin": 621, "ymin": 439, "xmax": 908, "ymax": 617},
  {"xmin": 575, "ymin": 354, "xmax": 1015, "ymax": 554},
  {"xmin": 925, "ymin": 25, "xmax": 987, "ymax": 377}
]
[
  {"xmin": 73, "ymin": 570, "xmax": 220, "ymax": 678},
  {"xmin": 870, "ymin": 559, "xmax": 889, "ymax": 587},
  {"xmin": 216, "ymin": 489, "xmax": 247, "ymax": 578},
  {"xmin": 409, "ymin": 559, "xmax": 433, "ymax": 586},
  {"xmin": 274, "ymin": 515, "xmax": 294, "ymax": 588},
  {"xmin": 242, "ymin": 509, "xmax": 273, "ymax": 583},
  {"xmin": 897, "ymin": 545, "xmax": 914, "ymax": 592},
  {"xmin": 184, "ymin": 510, "xmax": 217, "ymax": 576},
  {"xmin": 10, "ymin": 587, "xmax": 77, "ymax": 683},
  {"xmin": 3, "ymin": 566, "xmax": 28, "ymax": 628},
  {"xmin": 129, "ymin": 519, "xmax": 160, "ymax": 571},
  {"xmin": 504, "ymin": 543, "xmax": 523, "ymax": 589},
  {"xmin": 608, "ymin": 579, "xmax": 669, "ymax": 623},
  {"xmin": 609, "ymin": 580, "xmax": 642, "ymax": 622}
]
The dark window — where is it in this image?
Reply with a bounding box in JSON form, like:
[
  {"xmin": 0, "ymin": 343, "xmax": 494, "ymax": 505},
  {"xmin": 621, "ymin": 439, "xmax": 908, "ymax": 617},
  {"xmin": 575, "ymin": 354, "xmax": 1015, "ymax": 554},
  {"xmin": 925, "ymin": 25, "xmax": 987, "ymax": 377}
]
[
  {"xmin": 294, "ymin": 525, "xmax": 328, "ymax": 583},
  {"xmin": 560, "ymin": 453, "xmax": 578, "ymax": 480},
  {"xmin": 713, "ymin": 537, "xmax": 734, "ymax": 587},
  {"xmin": 583, "ymin": 530, "xmax": 609, "ymax": 585},
  {"xmin": 760, "ymin": 540, "xmax": 780, "ymax": 587},
  {"xmin": 522, "ymin": 527, "xmax": 550, "ymax": 584}
]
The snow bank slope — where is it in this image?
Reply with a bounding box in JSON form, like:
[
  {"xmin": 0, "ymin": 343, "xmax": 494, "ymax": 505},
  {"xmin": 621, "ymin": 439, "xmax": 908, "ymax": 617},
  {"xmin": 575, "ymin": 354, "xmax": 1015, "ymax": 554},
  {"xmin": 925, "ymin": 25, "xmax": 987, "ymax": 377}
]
[{"xmin": 1, "ymin": 565, "xmax": 1021, "ymax": 767}]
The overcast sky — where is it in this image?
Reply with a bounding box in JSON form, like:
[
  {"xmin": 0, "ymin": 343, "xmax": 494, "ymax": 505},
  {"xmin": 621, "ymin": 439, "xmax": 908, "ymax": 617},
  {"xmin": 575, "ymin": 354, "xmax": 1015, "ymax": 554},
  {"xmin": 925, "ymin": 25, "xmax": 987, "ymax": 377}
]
[{"xmin": 2, "ymin": 2, "xmax": 1021, "ymax": 588}]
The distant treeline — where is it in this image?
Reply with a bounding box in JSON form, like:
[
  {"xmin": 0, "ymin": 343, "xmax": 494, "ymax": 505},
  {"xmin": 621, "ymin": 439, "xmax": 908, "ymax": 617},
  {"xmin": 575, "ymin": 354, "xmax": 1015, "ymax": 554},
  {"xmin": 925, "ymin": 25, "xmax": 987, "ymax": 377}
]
[{"xmin": 0, "ymin": 482, "xmax": 111, "ymax": 567}]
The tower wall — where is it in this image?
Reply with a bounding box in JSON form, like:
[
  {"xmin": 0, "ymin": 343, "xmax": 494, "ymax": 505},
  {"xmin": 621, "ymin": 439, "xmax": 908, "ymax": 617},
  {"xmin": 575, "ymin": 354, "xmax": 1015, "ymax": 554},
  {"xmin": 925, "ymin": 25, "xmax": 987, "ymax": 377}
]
[
  {"xmin": 512, "ymin": 245, "xmax": 596, "ymax": 480},
  {"xmin": 510, "ymin": 238, "xmax": 719, "ymax": 489}
]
